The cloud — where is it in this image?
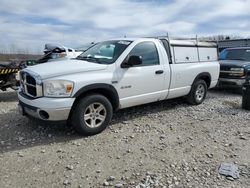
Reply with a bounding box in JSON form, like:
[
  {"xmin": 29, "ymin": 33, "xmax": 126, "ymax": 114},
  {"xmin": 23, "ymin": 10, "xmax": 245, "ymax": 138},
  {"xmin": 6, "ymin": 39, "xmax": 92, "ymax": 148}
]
[{"xmin": 0, "ymin": 0, "xmax": 250, "ymax": 53}]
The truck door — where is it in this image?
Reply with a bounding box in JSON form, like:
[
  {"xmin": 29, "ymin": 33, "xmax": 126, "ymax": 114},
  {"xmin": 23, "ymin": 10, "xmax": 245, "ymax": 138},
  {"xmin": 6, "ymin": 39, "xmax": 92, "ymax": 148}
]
[{"xmin": 115, "ymin": 41, "xmax": 170, "ymax": 108}]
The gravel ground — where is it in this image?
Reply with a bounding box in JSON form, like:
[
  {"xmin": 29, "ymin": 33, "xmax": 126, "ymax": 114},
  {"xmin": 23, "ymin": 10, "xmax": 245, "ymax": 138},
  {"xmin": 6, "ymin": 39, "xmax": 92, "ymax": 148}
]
[{"xmin": 0, "ymin": 89, "xmax": 249, "ymax": 188}]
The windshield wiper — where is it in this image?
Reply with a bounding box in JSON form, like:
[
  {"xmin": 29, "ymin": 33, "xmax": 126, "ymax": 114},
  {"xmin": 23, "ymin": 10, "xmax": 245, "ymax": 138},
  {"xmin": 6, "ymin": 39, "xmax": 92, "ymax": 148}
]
[{"xmin": 76, "ymin": 56, "xmax": 102, "ymax": 63}]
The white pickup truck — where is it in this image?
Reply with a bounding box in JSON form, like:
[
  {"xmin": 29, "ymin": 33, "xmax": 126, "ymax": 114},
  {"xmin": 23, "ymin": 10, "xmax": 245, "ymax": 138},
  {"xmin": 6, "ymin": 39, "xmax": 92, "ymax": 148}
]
[{"xmin": 18, "ymin": 38, "xmax": 220, "ymax": 135}]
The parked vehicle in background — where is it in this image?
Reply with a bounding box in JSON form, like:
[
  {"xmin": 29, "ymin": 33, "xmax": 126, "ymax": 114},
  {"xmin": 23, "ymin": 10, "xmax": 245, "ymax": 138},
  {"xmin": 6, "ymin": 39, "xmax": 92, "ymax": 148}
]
[
  {"xmin": 0, "ymin": 43, "xmax": 92, "ymax": 91},
  {"xmin": 18, "ymin": 37, "xmax": 219, "ymax": 135},
  {"xmin": 0, "ymin": 61, "xmax": 22, "ymax": 91},
  {"xmin": 218, "ymin": 47, "xmax": 250, "ymax": 88},
  {"xmin": 36, "ymin": 44, "xmax": 83, "ymax": 64}
]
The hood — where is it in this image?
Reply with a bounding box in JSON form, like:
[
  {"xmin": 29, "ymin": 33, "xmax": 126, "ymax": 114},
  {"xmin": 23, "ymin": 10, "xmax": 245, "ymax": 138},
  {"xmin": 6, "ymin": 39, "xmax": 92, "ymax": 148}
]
[
  {"xmin": 219, "ymin": 60, "xmax": 250, "ymax": 67},
  {"xmin": 24, "ymin": 59, "xmax": 108, "ymax": 79}
]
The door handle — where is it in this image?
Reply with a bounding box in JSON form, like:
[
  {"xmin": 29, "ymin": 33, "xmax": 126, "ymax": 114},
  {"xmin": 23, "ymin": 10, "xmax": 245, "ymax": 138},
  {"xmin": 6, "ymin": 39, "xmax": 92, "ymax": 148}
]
[{"xmin": 155, "ymin": 70, "xmax": 164, "ymax": 74}]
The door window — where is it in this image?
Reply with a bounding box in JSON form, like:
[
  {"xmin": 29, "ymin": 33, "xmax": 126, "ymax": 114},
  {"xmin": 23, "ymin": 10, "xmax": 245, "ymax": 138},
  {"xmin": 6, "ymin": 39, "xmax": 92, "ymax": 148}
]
[{"xmin": 128, "ymin": 42, "xmax": 159, "ymax": 66}]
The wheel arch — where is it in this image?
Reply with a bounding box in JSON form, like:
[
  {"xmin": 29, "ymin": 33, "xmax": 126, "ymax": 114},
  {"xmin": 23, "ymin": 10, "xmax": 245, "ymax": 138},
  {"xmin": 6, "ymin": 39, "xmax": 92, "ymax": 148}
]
[
  {"xmin": 73, "ymin": 83, "xmax": 120, "ymax": 111},
  {"xmin": 192, "ymin": 72, "xmax": 211, "ymax": 88}
]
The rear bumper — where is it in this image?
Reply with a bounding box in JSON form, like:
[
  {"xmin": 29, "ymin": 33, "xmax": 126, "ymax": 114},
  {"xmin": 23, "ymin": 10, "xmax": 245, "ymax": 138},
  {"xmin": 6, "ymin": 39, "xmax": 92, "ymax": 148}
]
[
  {"xmin": 218, "ymin": 78, "xmax": 245, "ymax": 87},
  {"xmin": 18, "ymin": 92, "xmax": 75, "ymax": 121}
]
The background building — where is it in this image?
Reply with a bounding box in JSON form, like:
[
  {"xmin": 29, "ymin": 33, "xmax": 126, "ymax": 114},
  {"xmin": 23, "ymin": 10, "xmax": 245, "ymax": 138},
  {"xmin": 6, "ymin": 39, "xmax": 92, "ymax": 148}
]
[{"xmin": 218, "ymin": 38, "xmax": 250, "ymax": 52}]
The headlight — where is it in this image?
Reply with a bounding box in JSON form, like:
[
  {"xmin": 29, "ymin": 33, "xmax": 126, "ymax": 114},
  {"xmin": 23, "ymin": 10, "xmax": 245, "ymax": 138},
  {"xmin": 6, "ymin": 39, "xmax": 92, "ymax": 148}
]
[
  {"xmin": 43, "ymin": 80, "xmax": 74, "ymax": 97},
  {"xmin": 230, "ymin": 68, "xmax": 244, "ymax": 71},
  {"xmin": 230, "ymin": 68, "xmax": 245, "ymax": 77},
  {"xmin": 230, "ymin": 68, "xmax": 244, "ymax": 72}
]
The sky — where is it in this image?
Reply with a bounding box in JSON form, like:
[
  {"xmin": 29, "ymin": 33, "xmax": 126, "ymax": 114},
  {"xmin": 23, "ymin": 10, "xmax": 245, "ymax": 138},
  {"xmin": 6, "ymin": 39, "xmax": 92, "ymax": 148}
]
[{"xmin": 0, "ymin": 0, "xmax": 250, "ymax": 54}]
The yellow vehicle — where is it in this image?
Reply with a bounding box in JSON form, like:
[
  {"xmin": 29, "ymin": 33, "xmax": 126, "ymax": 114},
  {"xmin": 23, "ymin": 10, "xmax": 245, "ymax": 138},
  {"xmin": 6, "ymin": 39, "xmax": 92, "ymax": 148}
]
[{"xmin": 0, "ymin": 62, "xmax": 20, "ymax": 91}]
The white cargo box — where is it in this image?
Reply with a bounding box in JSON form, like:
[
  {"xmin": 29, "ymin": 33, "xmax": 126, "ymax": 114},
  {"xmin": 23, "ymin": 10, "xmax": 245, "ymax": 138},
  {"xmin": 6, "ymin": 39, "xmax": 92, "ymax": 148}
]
[{"xmin": 169, "ymin": 39, "xmax": 218, "ymax": 64}]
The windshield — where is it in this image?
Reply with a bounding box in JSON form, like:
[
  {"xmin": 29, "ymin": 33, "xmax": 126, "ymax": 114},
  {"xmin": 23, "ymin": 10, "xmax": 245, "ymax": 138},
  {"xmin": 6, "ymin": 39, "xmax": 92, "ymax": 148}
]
[
  {"xmin": 76, "ymin": 40, "xmax": 132, "ymax": 64},
  {"xmin": 219, "ymin": 49, "xmax": 250, "ymax": 61}
]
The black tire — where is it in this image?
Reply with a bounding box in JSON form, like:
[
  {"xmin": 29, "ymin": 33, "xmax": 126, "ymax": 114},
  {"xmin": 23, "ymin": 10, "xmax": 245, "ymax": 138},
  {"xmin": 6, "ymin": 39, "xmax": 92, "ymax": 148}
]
[
  {"xmin": 71, "ymin": 94, "xmax": 113, "ymax": 136},
  {"xmin": 187, "ymin": 79, "xmax": 207, "ymax": 105}
]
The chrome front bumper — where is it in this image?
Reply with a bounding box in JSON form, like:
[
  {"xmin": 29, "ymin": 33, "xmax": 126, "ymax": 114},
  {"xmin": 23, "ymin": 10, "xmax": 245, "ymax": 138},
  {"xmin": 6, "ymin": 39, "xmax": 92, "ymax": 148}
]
[
  {"xmin": 18, "ymin": 92, "xmax": 75, "ymax": 121},
  {"xmin": 218, "ymin": 78, "xmax": 245, "ymax": 87}
]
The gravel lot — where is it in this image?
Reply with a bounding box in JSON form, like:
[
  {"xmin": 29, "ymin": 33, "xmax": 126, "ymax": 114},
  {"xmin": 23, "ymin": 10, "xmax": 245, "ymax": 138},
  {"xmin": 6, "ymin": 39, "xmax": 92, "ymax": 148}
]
[{"xmin": 0, "ymin": 89, "xmax": 249, "ymax": 188}]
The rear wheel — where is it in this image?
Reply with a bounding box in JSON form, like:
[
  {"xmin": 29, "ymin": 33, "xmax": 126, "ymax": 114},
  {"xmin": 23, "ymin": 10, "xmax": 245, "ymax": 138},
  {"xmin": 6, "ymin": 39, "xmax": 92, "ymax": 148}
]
[
  {"xmin": 71, "ymin": 94, "xmax": 113, "ymax": 136},
  {"xmin": 187, "ymin": 79, "xmax": 207, "ymax": 105}
]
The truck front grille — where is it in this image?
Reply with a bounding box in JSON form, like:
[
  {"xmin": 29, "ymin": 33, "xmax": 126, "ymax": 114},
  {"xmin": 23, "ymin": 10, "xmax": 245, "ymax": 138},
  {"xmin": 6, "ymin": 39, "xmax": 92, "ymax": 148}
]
[
  {"xmin": 26, "ymin": 75, "xmax": 36, "ymax": 85},
  {"xmin": 20, "ymin": 71, "xmax": 42, "ymax": 98}
]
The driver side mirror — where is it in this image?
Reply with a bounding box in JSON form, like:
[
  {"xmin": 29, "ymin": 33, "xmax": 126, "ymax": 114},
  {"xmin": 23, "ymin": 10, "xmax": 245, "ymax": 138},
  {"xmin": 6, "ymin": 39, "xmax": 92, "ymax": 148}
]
[{"xmin": 121, "ymin": 55, "xmax": 142, "ymax": 68}]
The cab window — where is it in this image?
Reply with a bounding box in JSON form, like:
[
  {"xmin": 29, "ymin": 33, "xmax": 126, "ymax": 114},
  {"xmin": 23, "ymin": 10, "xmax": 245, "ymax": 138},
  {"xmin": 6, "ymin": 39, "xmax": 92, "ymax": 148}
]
[{"xmin": 128, "ymin": 42, "xmax": 159, "ymax": 66}]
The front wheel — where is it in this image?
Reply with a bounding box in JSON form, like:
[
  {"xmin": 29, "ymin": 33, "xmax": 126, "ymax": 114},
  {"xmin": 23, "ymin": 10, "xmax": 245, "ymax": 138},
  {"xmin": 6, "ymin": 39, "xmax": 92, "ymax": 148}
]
[
  {"xmin": 70, "ymin": 94, "xmax": 113, "ymax": 136},
  {"xmin": 187, "ymin": 80, "xmax": 207, "ymax": 105}
]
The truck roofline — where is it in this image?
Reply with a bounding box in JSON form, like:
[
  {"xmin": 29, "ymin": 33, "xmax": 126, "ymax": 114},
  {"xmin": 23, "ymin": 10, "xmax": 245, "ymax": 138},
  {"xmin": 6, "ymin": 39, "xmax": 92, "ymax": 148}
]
[{"xmin": 99, "ymin": 37, "xmax": 217, "ymax": 47}]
